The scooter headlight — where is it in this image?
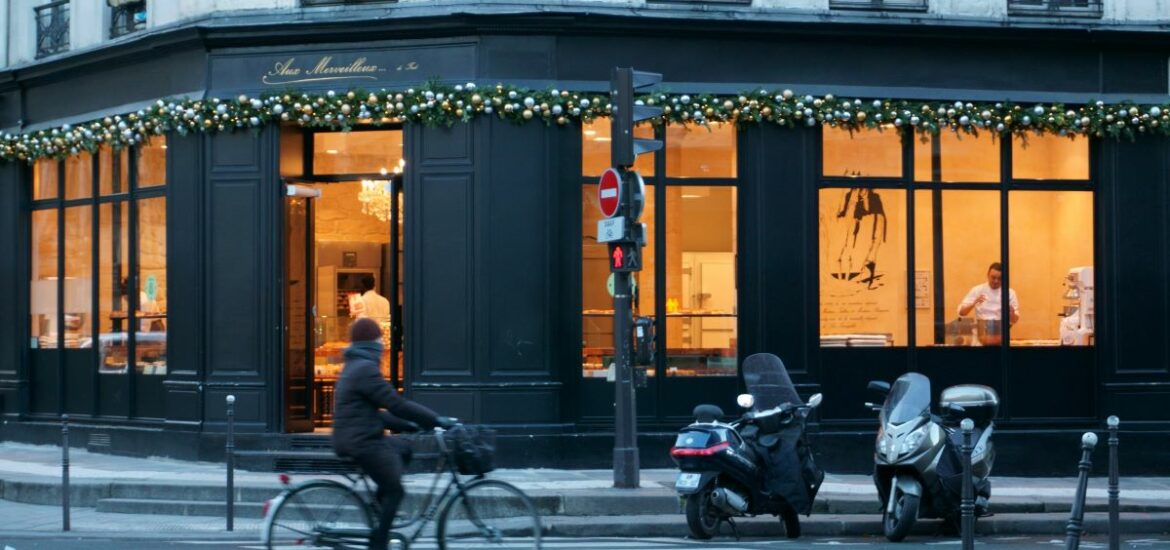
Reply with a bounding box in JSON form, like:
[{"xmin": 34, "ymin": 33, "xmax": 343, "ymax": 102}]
[
  {"xmin": 899, "ymin": 428, "xmax": 928, "ymax": 455},
  {"xmin": 876, "ymin": 428, "xmax": 889, "ymax": 454}
]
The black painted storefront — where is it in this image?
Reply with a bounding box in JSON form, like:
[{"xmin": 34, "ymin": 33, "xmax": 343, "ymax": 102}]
[{"xmin": 0, "ymin": 11, "xmax": 1167, "ymax": 474}]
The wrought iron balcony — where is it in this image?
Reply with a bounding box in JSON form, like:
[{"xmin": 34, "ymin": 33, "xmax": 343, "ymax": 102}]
[
  {"xmin": 109, "ymin": 0, "xmax": 147, "ymax": 39},
  {"xmin": 1008, "ymin": 0, "xmax": 1103, "ymax": 17},
  {"xmin": 35, "ymin": 0, "xmax": 70, "ymax": 59},
  {"xmin": 829, "ymin": 0, "xmax": 929, "ymax": 11}
]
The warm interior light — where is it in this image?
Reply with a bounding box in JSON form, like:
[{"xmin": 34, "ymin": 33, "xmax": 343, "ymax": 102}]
[
  {"xmin": 584, "ymin": 130, "xmax": 597, "ymax": 137},
  {"xmin": 325, "ymin": 149, "xmax": 339, "ymax": 155},
  {"xmin": 593, "ymin": 137, "xmax": 611, "ymax": 142},
  {"xmin": 681, "ymin": 194, "xmax": 702, "ymax": 199}
]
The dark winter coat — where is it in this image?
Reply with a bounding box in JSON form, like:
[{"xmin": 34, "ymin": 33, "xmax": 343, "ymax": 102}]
[{"xmin": 332, "ymin": 340, "xmax": 440, "ymax": 457}]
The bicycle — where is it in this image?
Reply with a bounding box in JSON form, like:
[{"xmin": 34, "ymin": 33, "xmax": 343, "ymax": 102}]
[{"xmin": 261, "ymin": 426, "xmax": 543, "ymax": 549}]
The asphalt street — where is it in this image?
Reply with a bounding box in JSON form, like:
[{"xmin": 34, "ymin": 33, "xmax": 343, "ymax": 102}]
[{"xmin": 2, "ymin": 536, "xmax": 1169, "ymax": 549}]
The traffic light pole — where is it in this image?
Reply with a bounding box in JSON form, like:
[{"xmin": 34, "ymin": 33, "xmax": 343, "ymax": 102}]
[
  {"xmin": 608, "ymin": 66, "xmax": 662, "ymax": 490},
  {"xmin": 612, "ymin": 268, "xmax": 639, "ymax": 488}
]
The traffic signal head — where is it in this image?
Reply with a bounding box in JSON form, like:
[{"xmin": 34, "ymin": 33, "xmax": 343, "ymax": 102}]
[{"xmin": 611, "ymin": 67, "xmax": 664, "ymax": 168}]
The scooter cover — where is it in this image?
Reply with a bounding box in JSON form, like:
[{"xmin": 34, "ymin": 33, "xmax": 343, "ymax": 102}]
[{"xmin": 742, "ymin": 354, "xmax": 825, "ymax": 515}]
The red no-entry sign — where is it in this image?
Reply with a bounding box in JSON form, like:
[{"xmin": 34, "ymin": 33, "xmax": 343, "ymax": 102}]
[{"xmin": 598, "ymin": 168, "xmax": 622, "ymax": 218}]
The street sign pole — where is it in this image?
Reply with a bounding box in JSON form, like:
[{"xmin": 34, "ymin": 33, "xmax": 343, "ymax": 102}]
[{"xmin": 612, "ymin": 265, "xmax": 638, "ymax": 488}]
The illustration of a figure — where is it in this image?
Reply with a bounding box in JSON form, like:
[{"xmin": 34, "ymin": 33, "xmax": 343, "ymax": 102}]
[{"xmin": 833, "ymin": 183, "xmax": 887, "ymax": 289}]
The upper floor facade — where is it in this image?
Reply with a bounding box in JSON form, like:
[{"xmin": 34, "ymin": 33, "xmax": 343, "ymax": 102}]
[{"xmin": 3, "ymin": 0, "xmax": 1169, "ymax": 69}]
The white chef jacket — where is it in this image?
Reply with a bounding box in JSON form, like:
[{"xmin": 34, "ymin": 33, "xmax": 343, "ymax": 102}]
[
  {"xmin": 958, "ymin": 283, "xmax": 1019, "ymax": 321},
  {"xmin": 353, "ymin": 290, "xmax": 391, "ymax": 322}
]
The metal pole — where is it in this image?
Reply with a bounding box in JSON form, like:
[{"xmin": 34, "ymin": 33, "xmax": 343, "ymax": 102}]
[
  {"xmin": 61, "ymin": 414, "xmax": 70, "ymax": 532},
  {"xmin": 226, "ymin": 394, "xmax": 236, "ymax": 532},
  {"xmin": 1107, "ymin": 416, "xmax": 1120, "ymax": 550},
  {"xmin": 960, "ymin": 418, "xmax": 975, "ymax": 550},
  {"xmin": 612, "ymin": 270, "xmax": 639, "ymax": 488},
  {"xmin": 1065, "ymin": 432, "xmax": 1098, "ymax": 550}
]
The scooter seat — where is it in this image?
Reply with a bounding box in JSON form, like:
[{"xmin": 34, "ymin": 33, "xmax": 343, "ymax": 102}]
[{"xmin": 693, "ymin": 404, "xmax": 725, "ymax": 422}]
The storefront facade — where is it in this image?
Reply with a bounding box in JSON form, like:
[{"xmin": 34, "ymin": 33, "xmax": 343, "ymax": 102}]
[{"xmin": 1, "ymin": 5, "xmax": 1168, "ymax": 473}]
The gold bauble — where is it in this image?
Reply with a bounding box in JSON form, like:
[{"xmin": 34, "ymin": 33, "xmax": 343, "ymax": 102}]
[
  {"xmin": 442, "ymin": 101, "xmax": 451, "ymax": 110},
  {"xmin": 368, "ymin": 94, "xmax": 378, "ymax": 105},
  {"xmin": 302, "ymin": 105, "xmax": 314, "ymax": 114},
  {"xmin": 705, "ymin": 107, "xmax": 715, "ymax": 117},
  {"xmin": 471, "ymin": 94, "xmax": 483, "ymax": 105},
  {"xmin": 522, "ymin": 109, "xmax": 534, "ymax": 120},
  {"xmin": 723, "ymin": 100, "xmax": 734, "ymax": 110},
  {"xmin": 455, "ymin": 109, "xmax": 465, "ymax": 117},
  {"xmin": 504, "ymin": 104, "xmax": 515, "ymax": 113},
  {"xmin": 347, "ymin": 91, "xmax": 356, "ymax": 100},
  {"xmin": 856, "ymin": 111, "xmax": 867, "ymax": 122},
  {"xmin": 761, "ymin": 107, "xmax": 773, "ymax": 117},
  {"xmin": 1004, "ymin": 115, "xmax": 1013, "ymax": 125},
  {"xmin": 557, "ymin": 116, "xmax": 567, "ymax": 125}
]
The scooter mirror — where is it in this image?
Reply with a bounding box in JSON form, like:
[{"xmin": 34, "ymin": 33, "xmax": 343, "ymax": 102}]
[
  {"xmin": 867, "ymin": 380, "xmax": 891, "ymax": 395},
  {"xmin": 807, "ymin": 393, "xmax": 823, "ymax": 409},
  {"xmin": 736, "ymin": 393, "xmax": 755, "ymax": 409}
]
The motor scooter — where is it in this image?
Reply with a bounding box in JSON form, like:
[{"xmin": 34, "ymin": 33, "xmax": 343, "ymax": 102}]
[
  {"xmin": 865, "ymin": 372, "xmax": 998, "ymax": 542},
  {"xmin": 670, "ymin": 353, "xmax": 824, "ymax": 540}
]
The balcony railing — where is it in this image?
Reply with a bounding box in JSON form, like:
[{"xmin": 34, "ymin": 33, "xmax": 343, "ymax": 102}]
[
  {"xmin": 302, "ymin": 0, "xmax": 396, "ymax": 6},
  {"xmin": 109, "ymin": 0, "xmax": 147, "ymax": 39},
  {"xmin": 829, "ymin": 0, "xmax": 929, "ymax": 11},
  {"xmin": 35, "ymin": 0, "xmax": 70, "ymax": 59},
  {"xmin": 1008, "ymin": 0, "xmax": 1103, "ymax": 17}
]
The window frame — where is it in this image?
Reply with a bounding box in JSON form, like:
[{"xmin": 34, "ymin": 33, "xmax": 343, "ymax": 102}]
[
  {"xmin": 28, "ymin": 141, "xmax": 168, "ymax": 416},
  {"xmin": 580, "ymin": 124, "xmax": 740, "ymax": 380},
  {"xmin": 1007, "ymin": 0, "xmax": 1103, "ymax": 18},
  {"xmin": 817, "ymin": 126, "xmax": 1096, "ymax": 349},
  {"xmin": 35, "ymin": 0, "xmax": 71, "ymax": 59},
  {"xmin": 109, "ymin": 0, "xmax": 146, "ymax": 39}
]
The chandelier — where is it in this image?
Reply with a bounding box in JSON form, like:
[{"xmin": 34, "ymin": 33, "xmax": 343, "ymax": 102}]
[{"xmin": 358, "ymin": 159, "xmax": 404, "ymax": 222}]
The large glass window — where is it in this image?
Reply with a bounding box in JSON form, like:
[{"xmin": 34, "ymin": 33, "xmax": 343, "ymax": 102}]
[
  {"xmin": 312, "ymin": 130, "xmax": 404, "ymax": 175},
  {"xmin": 581, "ymin": 122, "xmax": 738, "ymax": 378},
  {"xmin": 821, "ymin": 129, "xmax": 1093, "ymax": 348},
  {"xmin": 30, "ymin": 139, "xmax": 168, "ymax": 405}
]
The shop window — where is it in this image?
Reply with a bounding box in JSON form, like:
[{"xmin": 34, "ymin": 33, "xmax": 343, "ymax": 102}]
[
  {"xmin": 1008, "ymin": 0, "xmax": 1102, "ymax": 18},
  {"xmin": 100, "ymin": 147, "xmax": 130, "ymax": 195},
  {"xmin": 822, "ymin": 126, "xmax": 902, "ymax": 178},
  {"xmin": 665, "ymin": 186, "xmax": 737, "ymax": 376},
  {"xmin": 937, "ymin": 191, "xmax": 1003, "ymax": 347},
  {"xmin": 65, "ymin": 153, "xmax": 93, "ymax": 200},
  {"xmin": 1009, "ymin": 191, "xmax": 1094, "ymax": 346},
  {"xmin": 582, "ymin": 121, "xmax": 656, "ymax": 177},
  {"xmin": 99, "ymin": 202, "xmax": 130, "ymax": 373},
  {"xmin": 64, "ymin": 207, "xmax": 92, "ymax": 349},
  {"xmin": 819, "ymin": 188, "xmax": 907, "ymax": 347},
  {"xmin": 830, "ymin": 0, "xmax": 928, "ymax": 11},
  {"xmin": 30, "ymin": 210, "xmax": 59, "ymax": 348},
  {"xmin": 136, "ymin": 197, "xmax": 167, "ymax": 375},
  {"xmin": 823, "ymin": 127, "xmax": 1095, "ymax": 349},
  {"xmin": 138, "ymin": 137, "xmax": 167, "ymax": 188},
  {"xmin": 1012, "ymin": 134, "xmax": 1090, "ymax": 181},
  {"xmin": 30, "ymin": 143, "xmax": 168, "ymax": 399},
  {"xmin": 914, "ymin": 132, "xmax": 1001, "ymax": 183},
  {"xmin": 312, "ymin": 131, "xmax": 404, "ymax": 175},
  {"xmin": 33, "ymin": 159, "xmax": 58, "ymax": 200},
  {"xmin": 581, "ymin": 123, "xmax": 738, "ymax": 379},
  {"xmin": 581, "ymin": 186, "xmax": 658, "ymax": 379}
]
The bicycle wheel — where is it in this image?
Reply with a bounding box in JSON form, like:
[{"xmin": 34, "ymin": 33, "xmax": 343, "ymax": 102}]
[
  {"xmin": 264, "ymin": 479, "xmax": 374, "ymax": 549},
  {"xmin": 437, "ymin": 478, "xmax": 542, "ymax": 549}
]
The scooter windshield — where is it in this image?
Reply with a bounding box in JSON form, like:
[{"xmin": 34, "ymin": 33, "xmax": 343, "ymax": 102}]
[
  {"xmin": 742, "ymin": 353, "xmax": 802, "ymax": 410},
  {"xmin": 882, "ymin": 372, "xmax": 931, "ymax": 425}
]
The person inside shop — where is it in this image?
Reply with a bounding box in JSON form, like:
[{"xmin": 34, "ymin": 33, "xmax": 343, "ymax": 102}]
[
  {"xmin": 349, "ymin": 274, "xmax": 391, "ymax": 322},
  {"xmin": 957, "ymin": 262, "xmax": 1020, "ymax": 346},
  {"xmin": 333, "ymin": 317, "xmax": 456, "ymax": 550}
]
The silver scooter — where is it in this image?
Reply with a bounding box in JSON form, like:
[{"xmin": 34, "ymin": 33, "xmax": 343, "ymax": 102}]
[{"xmin": 865, "ymin": 373, "xmax": 998, "ymax": 542}]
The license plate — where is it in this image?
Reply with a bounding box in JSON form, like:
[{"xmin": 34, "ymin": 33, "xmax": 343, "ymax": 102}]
[{"xmin": 676, "ymin": 472, "xmax": 701, "ymax": 490}]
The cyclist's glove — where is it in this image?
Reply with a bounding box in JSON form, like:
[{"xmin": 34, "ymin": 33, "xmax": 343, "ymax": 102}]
[{"xmin": 435, "ymin": 416, "xmax": 459, "ymax": 430}]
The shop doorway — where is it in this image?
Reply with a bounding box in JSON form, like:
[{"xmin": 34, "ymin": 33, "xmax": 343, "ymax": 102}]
[{"xmin": 280, "ymin": 128, "xmax": 405, "ymax": 432}]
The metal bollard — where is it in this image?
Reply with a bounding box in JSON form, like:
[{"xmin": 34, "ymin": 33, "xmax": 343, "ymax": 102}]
[
  {"xmin": 226, "ymin": 395, "xmax": 236, "ymax": 532},
  {"xmin": 1107, "ymin": 416, "xmax": 1120, "ymax": 550},
  {"xmin": 1065, "ymin": 432, "xmax": 1098, "ymax": 550},
  {"xmin": 61, "ymin": 414, "xmax": 70, "ymax": 532},
  {"xmin": 960, "ymin": 418, "xmax": 975, "ymax": 550}
]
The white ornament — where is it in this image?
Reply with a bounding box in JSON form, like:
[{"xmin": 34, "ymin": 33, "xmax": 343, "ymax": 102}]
[
  {"xmin": 580, "ymin": 99, "xmax": 591, "ymax": 108},
  {"xmin": 508, "ymin": 91, "xmax": 518, "ymax": 99},
  {"xmin": 216, "ymin": 104, "xmax": 227, "ymax": 115},
  {"xmin": 1033, "ymin": 105, "xmax": 1045, "ymax": 115},
  {"xmin": 251, "ymin": 99, "xmax": 263, "ymax": 110},
  {"xmin": 327, "ymin": 90, "xmax": 336, "ymax": 98},
  {"xmin": 1151, "ymin": 106, "xmax": 1163, "ymax": 117},
  {"xmin": 524, "ymin": 97, "xmax": 535, "ymax": 108},
  {"xmin": 249, "ymin": 117, "xmax": 260, "ymax": 126},
  {"xmin": 960, "ymin": 116, "xmax": 970, "ymax": 126},
  {"xmin": 680, "ymin": 95, "xmax": 691, "ymax": 105},
  {"xmin": 873, "ymin": 100, "xmax": 883, "ymax": 109}
]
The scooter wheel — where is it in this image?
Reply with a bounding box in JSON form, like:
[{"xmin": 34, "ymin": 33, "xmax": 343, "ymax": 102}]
[
  {"xmin": 779, "ymin": 507, "xmax": 801, "ymax": 539},
  {"xmin": 883, "ymin": 491, "xmax": 919, "ymax": 542},
  {"xmin": 685, "ymin": 491, "xmax": 720, "ymax": 540}
]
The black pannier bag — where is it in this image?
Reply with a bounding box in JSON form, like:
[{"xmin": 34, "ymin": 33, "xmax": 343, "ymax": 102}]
[{"xmin": 446, "ymin": 425, "xmax": 496, "ymax": 475}]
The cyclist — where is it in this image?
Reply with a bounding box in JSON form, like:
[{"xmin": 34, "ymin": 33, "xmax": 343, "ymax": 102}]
[{"xmin": 333, "ymin": 317, "xmax": 456, "ymax": 550}]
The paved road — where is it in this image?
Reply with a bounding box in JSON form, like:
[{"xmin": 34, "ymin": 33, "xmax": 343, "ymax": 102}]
[{"xmin": 2, "ymin": 536, "xmax": 1169, "ymax": 549}]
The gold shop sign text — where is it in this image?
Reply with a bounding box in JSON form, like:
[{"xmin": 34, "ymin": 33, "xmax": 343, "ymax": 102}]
[{"xmin": 262, "ymin": 55, "xmax": 410, "ymax": 85}]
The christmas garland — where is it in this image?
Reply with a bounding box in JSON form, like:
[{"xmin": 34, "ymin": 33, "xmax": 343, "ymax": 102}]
[{"xmin": 6, "ymin": 81, "xmax": 1170, "ymax": 163}]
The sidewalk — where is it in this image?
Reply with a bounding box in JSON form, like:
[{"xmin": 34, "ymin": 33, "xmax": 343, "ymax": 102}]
[{"xmin": 0, "ymin": 442, "xmax": 1167, "ymax": 538}]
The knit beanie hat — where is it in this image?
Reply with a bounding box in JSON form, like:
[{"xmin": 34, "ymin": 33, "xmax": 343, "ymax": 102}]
[{"xmin": 350, "ymin": 317, "xmax": 382, "ymax": 343}]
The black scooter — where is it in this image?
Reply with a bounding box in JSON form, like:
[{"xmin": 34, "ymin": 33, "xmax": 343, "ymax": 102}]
[{"xmin": 670, "ymin": 353, "xmax": 824, "ymax": 540}]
